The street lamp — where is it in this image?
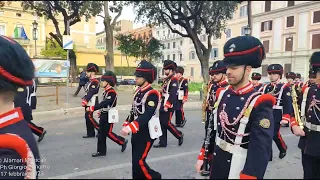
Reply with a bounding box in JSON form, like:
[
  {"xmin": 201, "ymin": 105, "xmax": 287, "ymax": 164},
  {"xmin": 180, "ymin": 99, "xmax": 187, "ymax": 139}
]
[
  {"xmin": 32, "ymin": 20, "xmax": 38, "ymax": 57},
  {"xmin": 244, "ymin": 25, "xmax": 251, "ymax": 36}
]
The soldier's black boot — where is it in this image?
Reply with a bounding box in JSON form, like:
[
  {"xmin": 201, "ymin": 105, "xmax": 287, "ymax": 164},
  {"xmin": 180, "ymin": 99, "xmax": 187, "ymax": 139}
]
[
  {"xmin": 180, "ymin": 119, "xmax": 187, "ymax": 128},
  {"xmin": 279, "ymin": 151, "xmax": 287, "ymax": 159},
  {"xmin": 83, "ymin": 135, "xmax": 95, "ymax": 138},
  {"xmin": 153, "ymin": 143, "xmax": 167, "ymax": 148},
  {"xmin": 178, "ymin": 133, "xmax": 184, "ymax": 146},
  {"xmin": 92, "ymin": 152, "xmax": 106, "ymax": 157},
  {"xmin": 38, "ymin": 130, "xmax": 47, "ymax": 142},
  {"xmin": 121, "ymin": 140, "xmax": 128, "ymax": 152}
]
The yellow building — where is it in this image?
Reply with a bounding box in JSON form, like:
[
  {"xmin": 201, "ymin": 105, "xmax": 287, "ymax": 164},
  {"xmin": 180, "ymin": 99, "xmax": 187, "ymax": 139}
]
[{"xmin": 0, "ymin": 1, "xmax": 97, "ymax": 58}]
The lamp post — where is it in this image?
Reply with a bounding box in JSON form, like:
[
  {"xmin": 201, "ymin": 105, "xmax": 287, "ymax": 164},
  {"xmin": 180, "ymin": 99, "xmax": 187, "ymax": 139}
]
[
  {"xmin": 32, "ymin": 20, "xmax": 38, "ymax": 57},
  {"xmin": 244, "ymin": 25, "xmax": 251, "ymax": 36}
]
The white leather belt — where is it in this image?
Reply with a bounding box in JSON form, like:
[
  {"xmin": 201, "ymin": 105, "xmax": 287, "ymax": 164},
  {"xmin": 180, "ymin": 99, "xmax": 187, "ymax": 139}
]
[
  {"xmin": 216, "ymin": 137, "xmax": 247, "ymax": 155},
  {"xmin": 304, "ymin": 121, "xmax": 320, "ymax": 132},
  {"xmin": 273, "ymin": 105, "xmax": 283, "ymax": 110}
]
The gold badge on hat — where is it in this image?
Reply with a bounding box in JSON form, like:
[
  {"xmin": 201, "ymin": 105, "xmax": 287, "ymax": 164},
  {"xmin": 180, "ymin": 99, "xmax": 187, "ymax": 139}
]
[
  {"xmin": 148, "ymin": 101, "xmax": 155, "ymax": 107},
  {"xmin": 17, "ymin": 87, "xmax": 24, "ymax": 92},
  {"xmin": 259, "ymin": 119, "xmax": 270, "ymax": 129}
]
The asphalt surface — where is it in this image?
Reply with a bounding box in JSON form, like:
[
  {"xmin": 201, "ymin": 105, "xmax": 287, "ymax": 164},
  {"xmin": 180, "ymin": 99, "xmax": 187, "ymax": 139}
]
[
  {"xmin": 33, "ymin": 109, "xmax": 303, "ymax": 179},
  {"xmin": 35, "ymin": 86, "xmax": 202, "ymax": 112}
]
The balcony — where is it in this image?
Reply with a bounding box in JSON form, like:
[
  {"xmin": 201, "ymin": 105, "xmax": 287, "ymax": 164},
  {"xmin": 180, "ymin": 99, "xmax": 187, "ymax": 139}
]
[{"xmin": 13, "ymin": 38, "xmax": 31, "ymax": 45}]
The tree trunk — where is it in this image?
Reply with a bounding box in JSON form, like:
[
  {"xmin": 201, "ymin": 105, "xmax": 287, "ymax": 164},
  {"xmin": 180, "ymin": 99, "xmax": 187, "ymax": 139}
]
[
  {"xmin": 104, "ymin": 1, "xmax": 114, "ymax": 72},
  {"xmin": 126, "ymin": 55, "xmax": 129, "ymax": 67},
  {"xmin": 247, "ymin": 1, "xmax": 252, "ymax": 35},
  {"xmin": 69, "ymin": 50, "xmax": 77, "ymax": 81},
  {"xmin": 199, "ymin": 55, "xmax": 210, "ymax": 83}
]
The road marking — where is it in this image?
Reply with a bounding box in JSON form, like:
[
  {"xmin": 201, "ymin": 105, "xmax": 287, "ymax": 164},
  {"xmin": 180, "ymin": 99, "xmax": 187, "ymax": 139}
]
[{"xmin": 49, "ymin": 150, "xmax": 199, "ymax": 179}]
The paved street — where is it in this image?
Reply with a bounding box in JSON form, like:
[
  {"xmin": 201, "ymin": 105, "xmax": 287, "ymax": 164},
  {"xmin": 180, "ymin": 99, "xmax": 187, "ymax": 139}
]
[
  {"xmin": 33, "ymin": 109, "xmax": 303, "ymax": 179},
  {"xmin": 35, "ymin": 86, "xmax": 202, "ymax": 112}
]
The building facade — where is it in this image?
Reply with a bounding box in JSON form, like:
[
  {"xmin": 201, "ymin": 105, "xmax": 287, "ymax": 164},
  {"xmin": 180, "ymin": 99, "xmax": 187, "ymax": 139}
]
[
  {"xmin": 153, "ymin": 1, "xmax": 320, "ymax": 82},
  {"xmin": 0, "ymin": 1, "xmax": 97, "ymax": 58},
  {"xmin": 95, "ymin": 20, "xmax": 134, "ymax": 50}
]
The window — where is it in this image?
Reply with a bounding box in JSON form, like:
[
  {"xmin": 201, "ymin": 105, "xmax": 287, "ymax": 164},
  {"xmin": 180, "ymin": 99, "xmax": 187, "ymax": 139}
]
[
  {"xmin": 167, "ymin": 29, "xmax": 170, "ymax": 36},
  {"xmin": 167, "ymin": 54, "xmax": 170, "ymax": 60},
  {"xmin": 191, "ymin": 67, "xmax": 194, "ymax": 76},
  {"xmin": 84, "ymin": 36, "xmax": 89, "ymax": 44},
  {"xmin": 211, "ymin": 48, "xmax": 218, "ymax": 58},
  {"xmin": 225, "ymin": 29, "xmax": 231, "ymax": 38},
  {"xmin": 0, "ymin": 25, "xmax": 5, "ymax": 36},
  {"xmin": 241, "ymin": 26, "xmax": 247, "ymax": 36},
  {"xmin": 313, "ymin": 11, "xmax": 320, "ymax": 24},
  {"xmin": 180, "ymin": 53, "xmax": 183, "ymax": 61},
  {"xmin": 173, "ymin": 41, "xmax": 176, "ymax": 48},
  {"xmin": 263, "ymin": 40, "xmax": 270, "ymax": 53},
  {"xmin": 201, "ymin": 35, "xmax": 206, "ymax": 42},
  {"xmin": 261, "ymin": 65, "xmax": 268, "ymax": 76},
  {"xmin": 240, "ymin": 5, "xmax": 248, "ymax": 17},
  {"xmin": 190, "ymin": 51, "xmax": 195, "ymax": 60},
  {"xmin": 287, "ymin": 1, "xmax": 295, "ymax": 7},
  {"xmin": 312, "ymin": 34, "xmax": 320, "ymax": 49},
  {"xmin": 167, "ymin": 43, "xmax": 170, "ymax": 49},
  {"xmin": 261, "ymin": 20, "xmax": 273, "ymax": 32},
  {"xmin": 180, "ymin": 40, "xmax": 183, "ymax": 46},
  {"xmin": 265, "ymin": 1, "xmax": 271, "ymax": 12},
  {"xmin": 162, "ymin": 31, "xmax": 165, "ymax": 37},
  {"xmin": 157, "ymin": 31, "xmax": 159, "ymax": 37},
  {"xmin": 285, "ymin": 37, "xmax": 293, "ymax": 51},
  {"xmin": 173, "ymin": 54, "xmax": 176, "ymax": 61},
  {"xmin": 16, "ymin": 13, "xmax": 21, "ymax": 17},
  {"xmin": 286, "ymin": 16, "xmax": 294, "ymax": 28},
  {"xmin": 284, "ymin": 64, "xmax": 291, "ymax": 74},
  {"xmin": 0, "ymin": 11, "xmax": 4, "ymax": 16}
]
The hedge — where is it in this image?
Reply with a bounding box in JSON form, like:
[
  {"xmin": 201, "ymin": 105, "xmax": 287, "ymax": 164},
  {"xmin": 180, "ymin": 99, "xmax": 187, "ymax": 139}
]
[{"xmin": 76, "ymin": 66, "xmax": 136, "ymax": 76}]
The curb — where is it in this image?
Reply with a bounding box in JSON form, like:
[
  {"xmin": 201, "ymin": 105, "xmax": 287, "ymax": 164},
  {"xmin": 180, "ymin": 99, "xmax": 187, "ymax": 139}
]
[{"xmin": 32, "ymin": 101, "xmax": 203, "ymax": 121}]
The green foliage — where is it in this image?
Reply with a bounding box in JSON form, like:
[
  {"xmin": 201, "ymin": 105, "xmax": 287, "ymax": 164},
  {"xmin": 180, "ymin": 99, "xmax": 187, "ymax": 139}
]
[
  {"xmin": 188, "ymin": 82, "xmax": 203, "ymax": 92},
  {"xmin": 116, "ymin": 34, "xmax": 164, "ymax": 63},
  {"xmin": 0, "ymin": 1, "xmax": 11, "ymax": 7},
  {"xmin": 114, "ymin": 67, "xmax": 136, "ymax": 76},
  {"xmin": 40, "ymin": 38, "xmax": 67, "ymax": 59}
]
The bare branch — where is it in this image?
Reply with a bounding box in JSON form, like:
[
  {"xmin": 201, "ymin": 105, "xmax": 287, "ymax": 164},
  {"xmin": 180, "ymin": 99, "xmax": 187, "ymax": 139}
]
[
  {"xmin": 111, "ymin": 7, "xmax": 122, "ymax": 27},
  {"xmin": 97, "ymin": 14, "xmax": 105, "ymax": 19},
  {"xmin": 160, "ymin": 12, "xmax": 189, "ymax": 38}
]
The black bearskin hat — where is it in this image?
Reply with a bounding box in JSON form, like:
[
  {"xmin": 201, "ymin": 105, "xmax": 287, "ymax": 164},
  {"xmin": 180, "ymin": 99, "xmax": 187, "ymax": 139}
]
[
  {"xmin": 134, "ymin": 60, "xmax": 157, "ymax": 83},
  {"xmin": 101, "ymin": 71, "xmax": 117, "ymax": 87},
  {"xmin": 251, "ymin": 72, "xmax": 262, "ymax": 80},
  {"xmin": 86, "ymin": 63, "xmax": 99, "ymax": 73}
]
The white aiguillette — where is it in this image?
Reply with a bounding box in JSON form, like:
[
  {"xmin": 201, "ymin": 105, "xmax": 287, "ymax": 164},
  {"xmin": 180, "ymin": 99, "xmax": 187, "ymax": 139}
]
[{"xmin": 108, "ymin": 108, "xmax": 119, "ymax": 123}]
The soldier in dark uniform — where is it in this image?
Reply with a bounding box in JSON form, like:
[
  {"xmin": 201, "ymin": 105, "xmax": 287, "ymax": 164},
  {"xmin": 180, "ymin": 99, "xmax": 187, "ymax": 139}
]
[
  {"xmin": 14, "ymin": 80, "xmax": 47, "ymax": 143},
  {"xmin": 196, "ymin": 35, "xmax": 275, "ymax": 179},
  {"xmin": 82, "ymin": 63, "xmax": 100, "ymax": 138},
  {"xmin": 87, "ymin": 71, "xmax": 128, "ymax": 157},
  {"xmin": 120, "ymin": 60, "xmax": 162, "ymax": 179},
  {"xmin": 154, "ymin": 60, "xmax": 184, "ymax": 148},
  {"xmin": 261, "ymin": 64, "xmax": 292, "ymax": 160},
  {"xmin": 174, "ymin": 66, "xmax": 188, "ymax": 127},
  {"xmin": 204, "ymin": 60, "xmax": 228, "ymax": 137},
  {"xmin": 251, "ymin": 72, "xmax": 263, "ymax": 91},
  {"xmin": 0, "ymin": 35, "xmax": 40, "ymax": 178},
  {"xmin": 295, "ymin": 73, "xmax": 304, "ymax": 87},
  {"xmin": 290, "ymin": 51, "xmax": 320, "ymax": 179},
  {"xmin": 304, "ymin": 69, "xmax": 316, "ymax": 88}
]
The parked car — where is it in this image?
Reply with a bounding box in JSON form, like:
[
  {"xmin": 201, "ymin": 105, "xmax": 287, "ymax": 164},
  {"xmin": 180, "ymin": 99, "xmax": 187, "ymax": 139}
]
[{"xmin": 120, "ymin": 79, "xmax": 136, "ymax": 85}]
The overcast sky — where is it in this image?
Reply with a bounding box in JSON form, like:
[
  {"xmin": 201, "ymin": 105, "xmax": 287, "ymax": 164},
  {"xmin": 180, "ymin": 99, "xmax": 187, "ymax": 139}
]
[{"xmin": 95, "ymin": 4, "xmax": 145, "ymax": 33}]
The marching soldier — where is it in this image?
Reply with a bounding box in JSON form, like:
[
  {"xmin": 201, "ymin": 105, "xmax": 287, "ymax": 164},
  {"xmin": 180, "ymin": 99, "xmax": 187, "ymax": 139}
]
[
  {"xmin": 286, "ymin": 72, "xmax": 296, "ymax": 85},
  {"xmin": 14, "ymin": 79, "xmax": 47, "ymax": 143},
  {"xmin": 204, "ymin": 60, "xmax": 228, "ymax": 137},
  {"xmin": 295, "ymin": 73, "xmax": 304, "ymax": 87},
  {"xmin": 154, "ymin": 60, "xmax": 184, "ymax": 148},
  {"xmin": 174, "ymin": 66, "xmax": 188, "ymax": 127},
  {"xmin": 262, "ymin": 64, "xmax": 292, "ymax": 160},
  {"xmin": 196, "ymin": 35, "xmax": 275, "ymax": 179},
  {"xmin": 303, "ymin": 70, "xmax": 316, "ymax": 88},
  {"xmin": 251, "ymin": 72, "xmax": 263, "ymax": 91},
  {"xmin": 290, "ymin": 51, "xmax": 320, "ymax": 179},
  {"xmin": 120, "ymin": 60, "xmax": 162, "ymax": 179},
  {"xmin": 87, "ymin": 71, "xmax": 128, "ymax": 157},
  {"xmin": 82, "ymin": 63, "xmax": 100, "ymax": 138},
  {"xmin": 0, "ymin": 35, "xmax": 40, "ymax": 178}
]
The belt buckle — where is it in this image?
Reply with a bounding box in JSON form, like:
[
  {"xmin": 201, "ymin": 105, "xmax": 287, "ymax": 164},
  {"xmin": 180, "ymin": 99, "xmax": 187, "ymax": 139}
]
[
  {"xmin": 219, "ymin": 140, "xmax": 228, "ymax": 151},
  {"xmin": 311, "ymin": 124, "xmax": 317, "ymax": 131}
]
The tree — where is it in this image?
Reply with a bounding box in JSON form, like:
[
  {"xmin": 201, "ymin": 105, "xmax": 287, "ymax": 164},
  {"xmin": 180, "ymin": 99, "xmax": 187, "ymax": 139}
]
[
  {"xmin": 0, "ymin": 1, "xmax": 11, "ymax": 7},
  {"xmin": 131, "ymin": 1, "xmax": 240, "ymax": 82},
  {"xmin": 116, "ymin": 34, "xmax": 164, "ymax": 63},
  {"xmin": 115, "ymin": 33, "xmax": 137, "ymax": 67},
  {"xmin": 21, "ymin": 1, "xmax": 103, "ymax": 79},
  {"xmin": 99, "ymin": 1, "xmax": 128, "ymax": 71},
  {"xmin": 40, "ymin": 37, "xmax": 67, "ymax": 59}
]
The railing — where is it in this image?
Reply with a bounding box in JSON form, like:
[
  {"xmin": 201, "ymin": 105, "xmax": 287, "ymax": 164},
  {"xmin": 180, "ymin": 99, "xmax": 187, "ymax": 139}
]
[{"xmin": 37, "ymin": 85, "xmax": 59, "ymax": 105}]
